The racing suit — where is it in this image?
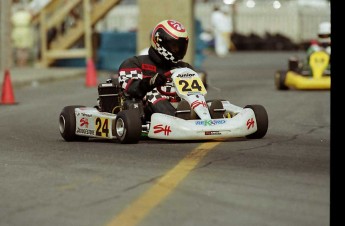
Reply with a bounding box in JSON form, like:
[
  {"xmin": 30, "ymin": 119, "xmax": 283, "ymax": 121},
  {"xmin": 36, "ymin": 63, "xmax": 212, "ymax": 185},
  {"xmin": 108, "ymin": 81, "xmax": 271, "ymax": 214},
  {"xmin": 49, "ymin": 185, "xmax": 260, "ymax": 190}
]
[{"xmin": 118, "ymin": 46, "xmax": 194, "ymax": 118}]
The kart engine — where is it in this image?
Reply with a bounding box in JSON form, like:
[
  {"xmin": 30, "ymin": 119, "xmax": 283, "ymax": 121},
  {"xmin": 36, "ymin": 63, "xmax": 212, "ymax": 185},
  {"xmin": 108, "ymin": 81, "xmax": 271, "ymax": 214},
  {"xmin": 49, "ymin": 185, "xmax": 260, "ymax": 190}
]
[{"xmin": 97, "ymin": 80, "xmax": 121, "ymax": 113}]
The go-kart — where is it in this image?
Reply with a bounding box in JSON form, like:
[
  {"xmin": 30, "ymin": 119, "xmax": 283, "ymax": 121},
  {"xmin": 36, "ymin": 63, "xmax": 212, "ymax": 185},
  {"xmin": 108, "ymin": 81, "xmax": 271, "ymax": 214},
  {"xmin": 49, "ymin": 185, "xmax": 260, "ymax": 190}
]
[
  {"xmin": 59, "ymin": 68, "xmax": 268, "ymax": 144},
  {"xmin": 275, "ymin": 50, "xmax": 330, "ymax": 90}
]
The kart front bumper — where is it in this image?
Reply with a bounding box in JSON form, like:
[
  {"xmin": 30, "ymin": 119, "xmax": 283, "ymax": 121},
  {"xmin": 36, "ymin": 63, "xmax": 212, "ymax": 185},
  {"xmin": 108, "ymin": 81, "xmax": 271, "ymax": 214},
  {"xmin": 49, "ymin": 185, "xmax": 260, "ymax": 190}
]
[
  {"xmin": 148, "ymin": 108, "xmax": 257, "ymax": 140},
  {"xmin": 285, "ymin": 71, "xmax": 331, "ymax": 90}
]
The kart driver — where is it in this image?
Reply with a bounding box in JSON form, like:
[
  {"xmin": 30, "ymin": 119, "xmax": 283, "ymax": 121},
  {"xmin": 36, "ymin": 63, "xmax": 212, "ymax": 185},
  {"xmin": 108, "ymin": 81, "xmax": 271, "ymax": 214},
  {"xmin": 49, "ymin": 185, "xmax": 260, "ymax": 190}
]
[
  {"xmin": 118, "ymin": 19, "xmax": 195, "ymax": 118},
  {"xmin": 307, "ymin": 21, "xmax": 331, "ymax": 56},
  {"xmin": 306, "ymin": 21, "xmax": 331, "ymax": 72}
]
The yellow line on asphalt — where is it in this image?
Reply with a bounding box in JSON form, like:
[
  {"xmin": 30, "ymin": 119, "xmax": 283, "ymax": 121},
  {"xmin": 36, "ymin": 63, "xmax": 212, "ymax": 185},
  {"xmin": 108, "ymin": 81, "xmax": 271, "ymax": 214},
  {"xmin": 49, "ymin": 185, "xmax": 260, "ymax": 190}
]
[{"xmin": 105, "ymin": 141, "xmax": 221, "ymax": 226}]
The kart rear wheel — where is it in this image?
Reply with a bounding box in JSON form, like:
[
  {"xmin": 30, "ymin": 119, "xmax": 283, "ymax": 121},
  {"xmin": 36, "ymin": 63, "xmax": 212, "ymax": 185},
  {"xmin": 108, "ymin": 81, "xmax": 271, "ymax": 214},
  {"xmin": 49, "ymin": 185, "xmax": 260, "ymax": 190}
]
[
  {"xmin": 245, "ymin": 105, "xmax": 268, "ymax": 139},
  {"xmin": 274, "ymin": 70, "xmax": 289, "ymax": 90},
  {"xmin": 115, "ymin": 109, "xmax": 142, "ymax": 144},
  {"xmin": 59, "ymin": 105, "xmax": 89, "ymax": 142}
]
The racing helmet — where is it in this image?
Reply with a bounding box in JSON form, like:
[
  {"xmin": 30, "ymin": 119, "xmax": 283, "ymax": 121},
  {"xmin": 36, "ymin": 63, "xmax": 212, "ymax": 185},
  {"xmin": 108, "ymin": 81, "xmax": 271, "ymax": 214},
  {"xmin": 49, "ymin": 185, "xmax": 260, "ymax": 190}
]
[
  {"xmin": 318, "ymin": 21, "xmax": 331, "ymax": 46},
  {"xmin": 151, "ymin": 19, "xmax": 189, "ymax": 63}
]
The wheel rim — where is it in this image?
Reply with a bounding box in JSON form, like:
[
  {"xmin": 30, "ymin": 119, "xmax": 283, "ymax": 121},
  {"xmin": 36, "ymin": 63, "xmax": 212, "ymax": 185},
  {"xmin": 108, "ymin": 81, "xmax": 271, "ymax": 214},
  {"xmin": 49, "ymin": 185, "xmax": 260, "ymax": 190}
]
[
  {"xmin": 116, "ymin": 118, "xmax": 126, "ymax": 137},
  {"xmin": 59, "ymin": 115, "xmax": 66, "ymax": 133}
]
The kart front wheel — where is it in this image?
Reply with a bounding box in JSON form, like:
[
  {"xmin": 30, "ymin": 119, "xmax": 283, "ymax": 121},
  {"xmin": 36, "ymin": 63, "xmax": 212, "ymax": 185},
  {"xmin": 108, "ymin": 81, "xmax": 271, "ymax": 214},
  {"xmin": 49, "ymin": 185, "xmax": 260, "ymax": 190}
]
[
  {"xmin": 59, "ymin": 105, "xmax": 89, "ymax": 142},
  {"xmin": 274, "ymin": 70, "xmax": 289, "ymax": 90},
  {"xmin": 115, "ymin": 109, "xmax": 142, "ymax": 144},
  {"xmin": 245, "ymin": 105, "xmax": 268, "ymax": 139},
  {"xmin": 208, "ymin": 99, "xmax": 225, "ymax": 119}
]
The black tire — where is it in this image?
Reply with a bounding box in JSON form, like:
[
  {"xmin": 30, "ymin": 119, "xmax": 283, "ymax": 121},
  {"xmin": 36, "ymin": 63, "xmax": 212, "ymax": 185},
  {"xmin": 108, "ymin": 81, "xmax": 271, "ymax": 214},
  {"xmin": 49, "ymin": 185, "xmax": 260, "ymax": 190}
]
[
  {"xmin": 244, "ymin": 105, "xmax": 268, "ymax": 139},
  {"xmin": 274, "ymin": 70, "xmax": 289, "ymax": 90},
  {"xmin": 114, "ymin": 109, "xmax": 142, "ymax": 144},
  {"xmin": 176, "ymin": 100, "xmax": 192, "ymax": 120},
  {"xmin": 208, "ymin": 99, "xmax": 225, "ymax": 119},
  {"xmin": 59, "ymin": 105, "xmax": 89, "ymax": 142}
]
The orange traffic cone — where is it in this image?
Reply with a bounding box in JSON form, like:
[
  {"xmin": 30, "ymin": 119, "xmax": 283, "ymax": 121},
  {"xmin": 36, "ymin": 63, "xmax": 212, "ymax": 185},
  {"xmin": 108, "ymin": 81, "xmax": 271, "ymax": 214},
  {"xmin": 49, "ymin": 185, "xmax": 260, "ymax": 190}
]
[
  {"xmin": 1, "ymin": 69, "xmax": 17, "ymax": 105},
  {"xmin": 85, "ymin": 58, "xmax": 98, "ymax": 87}
]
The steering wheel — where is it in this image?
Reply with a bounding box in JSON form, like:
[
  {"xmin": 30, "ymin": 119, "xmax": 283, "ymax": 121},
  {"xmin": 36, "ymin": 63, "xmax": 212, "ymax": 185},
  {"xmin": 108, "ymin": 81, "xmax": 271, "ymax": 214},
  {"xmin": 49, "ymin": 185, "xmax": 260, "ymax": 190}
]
[{"xmin": 157, "ymin": 69, "xmax": 177, "ymax": 96}]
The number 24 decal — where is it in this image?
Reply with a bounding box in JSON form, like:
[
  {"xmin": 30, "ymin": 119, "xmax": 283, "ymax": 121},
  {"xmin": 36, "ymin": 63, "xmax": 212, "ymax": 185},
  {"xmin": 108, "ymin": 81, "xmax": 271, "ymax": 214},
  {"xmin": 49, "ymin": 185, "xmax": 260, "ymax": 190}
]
[
  {"xmin": 95, "ymin": 117, "xmax": 109, "ymax": 137},
  {"xmin": 178, "ymin": 79, "xmax": 202, "ymax": 91}
]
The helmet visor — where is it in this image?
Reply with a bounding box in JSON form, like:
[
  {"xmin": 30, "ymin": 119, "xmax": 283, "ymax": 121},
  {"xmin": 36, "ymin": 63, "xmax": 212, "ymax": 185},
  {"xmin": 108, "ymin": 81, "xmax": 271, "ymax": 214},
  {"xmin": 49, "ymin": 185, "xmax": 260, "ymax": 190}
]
[{"xmin": 165, "ymin": 37, "xmax": 188, "ymax": 61}]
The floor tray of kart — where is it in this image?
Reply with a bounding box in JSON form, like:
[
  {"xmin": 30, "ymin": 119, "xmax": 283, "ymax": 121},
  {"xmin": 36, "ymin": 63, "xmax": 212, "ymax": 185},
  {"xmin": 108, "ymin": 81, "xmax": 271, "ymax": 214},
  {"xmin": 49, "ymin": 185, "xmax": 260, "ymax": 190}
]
[
  {"xmin": 274, "ymin": 50, "xmax": 330, "ymax": 90},
  {"xmin": 59, "ymin": 68, "xmax": 268, "ymax": 144}
]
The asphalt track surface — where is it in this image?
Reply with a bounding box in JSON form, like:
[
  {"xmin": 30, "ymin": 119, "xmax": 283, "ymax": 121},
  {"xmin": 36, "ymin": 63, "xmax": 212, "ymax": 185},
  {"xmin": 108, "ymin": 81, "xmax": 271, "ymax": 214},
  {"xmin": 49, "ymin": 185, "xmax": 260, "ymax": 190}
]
[{"xmin": 0, "ymin": 51, "xmax": 331, "ymax": 226}]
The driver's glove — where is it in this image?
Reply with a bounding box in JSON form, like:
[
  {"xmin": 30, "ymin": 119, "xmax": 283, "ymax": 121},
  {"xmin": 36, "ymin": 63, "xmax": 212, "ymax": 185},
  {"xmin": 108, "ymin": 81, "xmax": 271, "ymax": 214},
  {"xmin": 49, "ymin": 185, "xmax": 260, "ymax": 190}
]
[
  {"xmin": 149, "ymin": 73, "xmax": 167, "ymax": 87},
  {"xmin": 136, "ymin": 73, "xmax": 167, "ymax": 97}
]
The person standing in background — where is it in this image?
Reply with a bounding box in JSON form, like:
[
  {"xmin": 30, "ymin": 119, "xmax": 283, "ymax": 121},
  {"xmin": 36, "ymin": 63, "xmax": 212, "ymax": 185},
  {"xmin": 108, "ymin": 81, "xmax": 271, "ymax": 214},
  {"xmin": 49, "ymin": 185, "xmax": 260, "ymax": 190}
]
[
  {"xmin": 211, "ymin": 5, "xmax": 233, "ymax": 57},
  {"xmin": 11, "ymin": 4, "xmax": 34, "ymax": 67}
]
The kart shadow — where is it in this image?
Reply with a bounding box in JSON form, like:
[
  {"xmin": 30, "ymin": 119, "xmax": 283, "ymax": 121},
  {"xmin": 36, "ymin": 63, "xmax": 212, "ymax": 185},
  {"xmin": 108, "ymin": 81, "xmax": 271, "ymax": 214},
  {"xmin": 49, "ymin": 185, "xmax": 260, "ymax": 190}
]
[
  {"xmin": 138, "ymin": 137, "xmax": 249, "ymax": 144},
  {"xmin": 79, "ymin": 137, "xmax": 249, "ymax": 144}
]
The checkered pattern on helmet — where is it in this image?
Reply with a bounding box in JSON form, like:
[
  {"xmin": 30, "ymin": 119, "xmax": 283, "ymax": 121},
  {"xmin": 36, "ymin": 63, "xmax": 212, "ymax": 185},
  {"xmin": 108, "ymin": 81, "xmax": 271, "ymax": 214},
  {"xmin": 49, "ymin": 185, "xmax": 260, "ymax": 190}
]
[
  {"xmin": 156, "ymin": 45, "xmax": 179, "ymax": 64},
  {"xmin": 118, "ymin": 69, "xmax": 143, "ymax": 90}
]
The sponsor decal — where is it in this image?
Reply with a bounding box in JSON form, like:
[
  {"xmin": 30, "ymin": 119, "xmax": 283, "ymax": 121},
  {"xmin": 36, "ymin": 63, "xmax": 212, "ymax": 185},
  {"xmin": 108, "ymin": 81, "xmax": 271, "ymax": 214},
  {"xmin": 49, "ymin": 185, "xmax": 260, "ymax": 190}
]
[
  {"xmin": 95, "ymin": 117, "xmax": 109, "ymax": 138},
  {"xmin": 167, "ymin": 20, "xmax": 185, "ymax": 32},
  {"xmin": 153, "ymin": 124, "xmax": 172, "ymax": 136},
  {"xmin": 142, "ymin": 64, "xmax": 156, "ymax": 72},
  {"xmin": 80, "ymin": 118, "xmax": 89, "ymax": 127},
  {"xmin": 176, "ymin": 73, "xmax": 195, "ymax": 78},
  {"xmin": 205, "ymin": 131, "xmax": 221, "ymax": 135},
  {"xmin": 195, "ymin": 119, "xmax": 226, "ymax": 126},
  {"xmin": 81, "ymin": 113, "xmax": 92, "ymax": 117},
  {"xmin": 191, "ymin": 100, "xmax": 207, "ymax": 109},
  {"xmin": 77, "ymin": 128, "xmax": 94, "ymax": 135},
  {"xmin": 246, "ymin": 118, "xmax": 255, "ymax": 129}
]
